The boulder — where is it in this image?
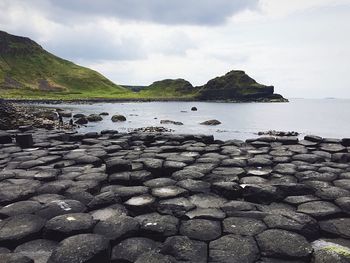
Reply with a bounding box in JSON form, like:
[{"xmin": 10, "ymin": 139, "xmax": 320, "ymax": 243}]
[
  {"xmin": 86, "ymin": 114, "xmax": 103, "ymax": 122},
  {"xmin": 200, "ymin": 119, "xmax": 221, "ymax": 126},
  {"xmin": 191, "ymin": 107, "xmax": 198, "ymax": 111},
  {"xmin": 75, "ymin": 117, "xmax": 88, "ymax": 125},
  {"xmin": 160, "ymin": 120, "xmax": 184, "ymax": 125},
  {"xmin": 111, "ymin": 114, "xmax": 127, "ymax": 122}
]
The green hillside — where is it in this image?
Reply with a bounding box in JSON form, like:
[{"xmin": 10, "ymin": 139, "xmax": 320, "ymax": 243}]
[
  {"xmin": 0, "ymin": 30, "xmax": 130, "ymax": 99},
  {"xmin": 0, "ymin": 31, "xmax": 287, "ymax": 101},
  {"xmin": 137, "ymin": 79, "xmax": 199, "ymax": 98}
]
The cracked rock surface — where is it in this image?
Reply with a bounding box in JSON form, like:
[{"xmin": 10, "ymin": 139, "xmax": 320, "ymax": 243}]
[{"xmin": 0, "ymin": 129, "xmax": 350, "ymax": 262}]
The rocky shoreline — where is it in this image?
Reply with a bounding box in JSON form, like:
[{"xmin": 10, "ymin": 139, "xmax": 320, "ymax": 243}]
[
  {"xmin": 4, "ymin": 96, "xmax": 289, "ymax": 104},
  {"xmin": 0, "ymin": 128, "xmax": 350, "ymax": 262}
]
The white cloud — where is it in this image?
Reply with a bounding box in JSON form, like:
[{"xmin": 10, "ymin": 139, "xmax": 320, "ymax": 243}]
[{"xmin": 0, "ymin": 0, "xmax": 350, "ymax": 98}]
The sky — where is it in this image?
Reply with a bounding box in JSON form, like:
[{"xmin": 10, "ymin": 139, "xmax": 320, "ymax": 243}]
[{"xmin": 0, "ymin": 0, "xmax": 350, "ymax": 98}]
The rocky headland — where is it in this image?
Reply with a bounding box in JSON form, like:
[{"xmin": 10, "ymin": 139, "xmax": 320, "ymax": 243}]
[{"xmin": 0, "ymin": 126, "xmax": 350, "ymax": 262}]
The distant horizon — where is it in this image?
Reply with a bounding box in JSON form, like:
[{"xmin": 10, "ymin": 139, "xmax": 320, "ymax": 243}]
[{"xmin": 1, "ymin": 0, "xmax": 349, "ymax": 98}]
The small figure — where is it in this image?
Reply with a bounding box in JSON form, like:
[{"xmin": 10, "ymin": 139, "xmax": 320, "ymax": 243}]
[
  {"xmin": 58, "ymin": 114, "xmax": 63, "ymax": 127},
  {"xmin": 69, "ymin": 119, "xmax": 74, "ymax": 127}
]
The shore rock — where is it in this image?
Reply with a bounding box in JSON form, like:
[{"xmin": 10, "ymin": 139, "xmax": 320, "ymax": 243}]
[
  {"xmin": 200, "ymin": 119, "xmax": 221, "ymax": 126},
  {"xmin": 111, "ymin": 114, "xmax": 127, "ymax": 122}
]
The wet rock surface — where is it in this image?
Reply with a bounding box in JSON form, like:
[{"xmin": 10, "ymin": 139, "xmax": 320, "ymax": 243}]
[{"xmin": 0, "ymin": 129, "xmax": 350, "ymax": 262}]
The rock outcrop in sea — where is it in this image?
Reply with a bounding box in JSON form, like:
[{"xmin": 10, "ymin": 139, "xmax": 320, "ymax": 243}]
[{"xmin": 0, "ymin": 127, "xmax": 350, "ymax": 262}]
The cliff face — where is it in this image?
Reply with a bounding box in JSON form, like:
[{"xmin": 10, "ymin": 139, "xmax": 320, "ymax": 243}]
[{"xmin": 197, "ymin": 70, "xmax": 286, "ymax": 101}]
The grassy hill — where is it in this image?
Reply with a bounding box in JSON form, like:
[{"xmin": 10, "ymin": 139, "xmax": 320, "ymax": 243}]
[
  {"xmin": 0, "ymin": 31, "xmax": 286, "ymax": 101},
  {"xmin": 0, "ymin": 30, "xmax": 130, "ymax": 99},
  {"xmin": 137, "ymin": 79, "xmax": 199, "ymax": 98}
]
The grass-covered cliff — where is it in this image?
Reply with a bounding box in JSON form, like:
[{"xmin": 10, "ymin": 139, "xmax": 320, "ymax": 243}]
[
  {"xmin": 0, "ymin": 31, "xmax": 287, "ymax": 102},
  {"xmin": 0, "ymin": 30, "xmax": 129, "ymax": 99}
]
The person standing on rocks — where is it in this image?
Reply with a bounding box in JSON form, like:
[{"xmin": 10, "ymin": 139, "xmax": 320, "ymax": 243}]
[{"xmin": 58, "ymin": 113, "xmax": 63, "ymax": 127}]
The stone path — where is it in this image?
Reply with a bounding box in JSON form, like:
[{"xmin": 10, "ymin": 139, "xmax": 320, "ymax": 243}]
[{"xmin": 0, "ymin": 129, "xmax": 350, "ymax": 262}]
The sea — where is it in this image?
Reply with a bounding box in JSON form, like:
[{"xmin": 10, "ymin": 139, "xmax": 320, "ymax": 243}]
[{"xmin": 33, "ymin": 99, "xmax": 350, "ymax": 141}]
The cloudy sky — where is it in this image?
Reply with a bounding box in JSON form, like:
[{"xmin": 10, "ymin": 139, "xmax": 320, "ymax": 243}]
[{"xmin": 1, "ymin": 0, "xmax": 349, "ymax": 98}]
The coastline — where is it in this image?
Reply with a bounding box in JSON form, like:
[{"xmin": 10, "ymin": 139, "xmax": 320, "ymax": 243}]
[{"xmin": 3, "ymin": 97, "xmax": 289, "ymax": 104}]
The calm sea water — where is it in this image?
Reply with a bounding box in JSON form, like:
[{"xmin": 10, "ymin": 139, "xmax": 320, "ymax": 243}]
[{"xmin": 35, "ymin": 99, "xmax": 350, "ymax": 141}]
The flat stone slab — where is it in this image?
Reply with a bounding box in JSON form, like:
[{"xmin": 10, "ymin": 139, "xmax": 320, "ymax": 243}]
[
  {"xmin": 256, "ymin": 229, "xmax": 313, "ymax": 260},
  {"xmin": 209, "ymin": 234, "xmax": 260, "ymax": 263},
  {"xmin": 47, "ymin": 234, "xmax": 110, "ymax": 263},
  {"xmin": 180, "ymin": 219, "xmax": 221, "ymax": 241},
  {"xmin": 0, "ymin": 214, "xmax": 46, "ymax": 248}
]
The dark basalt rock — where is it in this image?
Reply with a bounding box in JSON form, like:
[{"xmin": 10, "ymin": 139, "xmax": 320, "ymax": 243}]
[
  {"xmin": 0, "ymin": 253, "xmax": 34, "ymax": 263},
  {"xmin": 75, "ymin": 117, "xmax": 88, "ymax": 125},
  {"xmin": 160, "ymin": 120, "xmax": 184, "ymax": 125},
  {"xmin": 90, "ymin": 204, "xmax": 128, "ymax": 221},
  {"xmin": 223, "ymin": 217, "xmax": 267, "ymax": 236},
  {"xmin": 0, "ymin": 131, "xmax": 12, "ymax": 144},
  {"xmin": 176, "ymin": 179, "xmax": 210, "ymax": 193},
  {"xmin": 135, "ymin": 250, "xmax": 178, "ymax": 263},
  {"xmin": 297, "ymin": 201, "xmax": 341, "ymax": 218},
  {"xmin": 44, "ymin": 213, "xmax": 95, "ymax": 240},
  {"xmin": 16, "ymin": 134, "xmax": 34, "ymax": 148},
  {"xmin": 185, "ymin": 208, "xmax": 226, "ymax": 220},
  {"xmin": 124, "ymin": 195, "xmax": 156, "ymax": 214},
  {"xmin": 179, "ymin": 219, "xmax": 222, "ymax": 241},
  {"xmin": 319, "ymin": 218, "xmax": 350, "ymax": 239},
  {"xmin": 93, "ymin": 215, "xmax": 139, "ymax": 242},
  {"xmin": 304, "ymin": 135, "xmax": 323, "ymax": 143},
  {"xmin": 209, "ymin": 234, "xmax": 260, "ymax": 263},
  {"xmin": 0, "ymin": 214, "xmax": 46, "ymax": 248},
  {"xmin": 335, "ymin": 196, "xmax": 350, "ymax": 213},
  {"xmin": 1, "ymin": 129, "xmax": 350, "ymax": 262},
  {"xmin": 0, "ymin": 182, "xmax": 40, "ymax": 205},
  {"xmin": 151, "ymin": 186, "xmax": 188, "ymax": 199},
  {"xmin": 35, "ymin": 200, "xmax": 86, "ymax": 220},
  {"xmin": 200, "ymin": 119, "xmax": 221, "ymax": 126},
  {"xmin": 256, "ymin": 229, "xmax": 313, "ymax": 259},
  {"xmin": 105, "ymin": 158, "xmax": 132, "ymax": 174},
  {"xmin": 14, "ymin": 239, "xmax": 58, "ymax": 263},
  {"xmin": 161, "ymin": 235, "xmax": 207, "ymax": 263},
  {"xmin": 211, "ymin": 181, "xmax": 243, "ymax": 199},
  {"xmin": 0, "ymin": 200, "xmax": 42, "ymax": 218},
  {"xmin": 157, "ymin": 197, "xmax": 195, "ymax": 217},
  {"xmin": 136, "ymin": 212, "xmax": 179, "ymax": 238},
  {"xmin": 111, "ymin": 237, "xmax": 158, "ymax": 262},
  {"xmin": 111, "ymin": 114, "xmax": 127, "ymax": 122},
  {"xmin": 86, "ymin": 114, "xmax": 103, "ymax": 122},
  {"xmin": 243, "ymin": 185, "xmax": 285, "ymax": 204},
  {"xmin": 263, "ymin": 210, "xmax": 319, "ymax": 239},
  {"xmin": 47, "ymin": 234, "xmax": 110, "ymax": 263}
]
